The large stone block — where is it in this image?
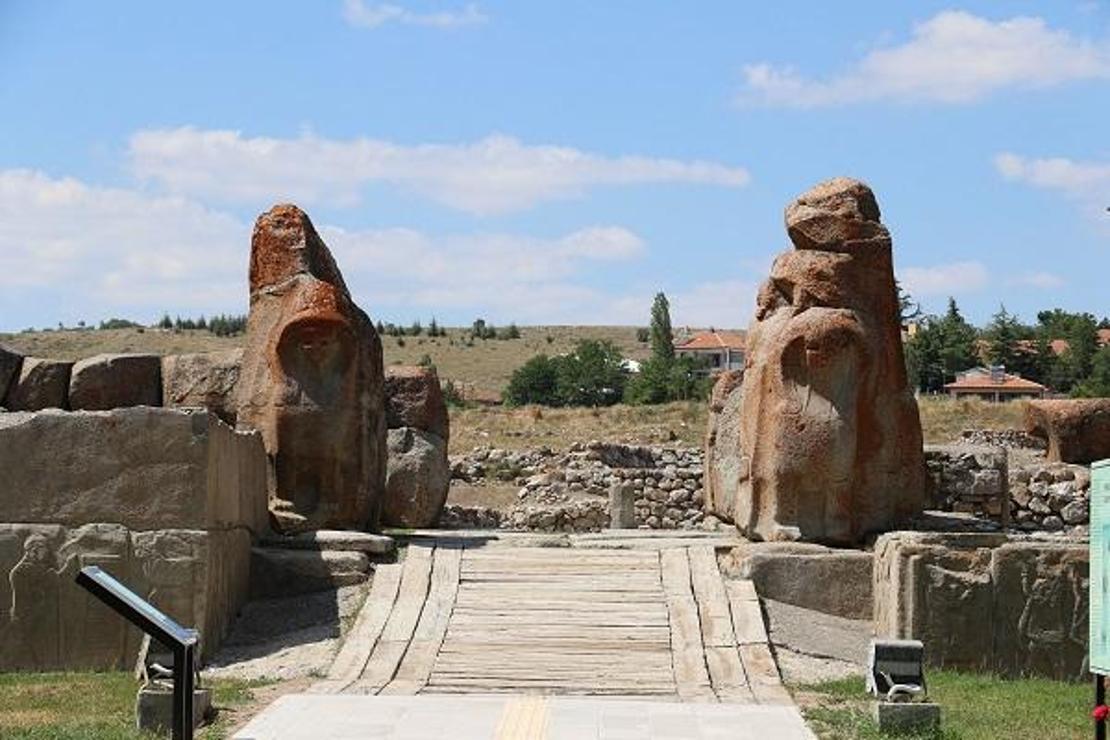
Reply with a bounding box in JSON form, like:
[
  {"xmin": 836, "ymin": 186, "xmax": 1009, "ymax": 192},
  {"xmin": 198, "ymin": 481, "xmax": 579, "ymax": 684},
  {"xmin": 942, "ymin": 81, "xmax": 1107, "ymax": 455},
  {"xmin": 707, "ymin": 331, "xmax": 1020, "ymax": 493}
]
[
  {"xmin": 69, "ymin": 353, "xmax": 162, "ymax": 410},
  {"xmin": 161, "ymin": 349, "xmax": 243, "ymax": 425},
  {"xmin": 734, "ymin": 178, "xmax": 925, "ymax": 545},
  {"xmin": 704, "ymin": 369, "xmax": 744, "ymax": 523},
  {"xmin": 1025, "ymin": 399, "xmax": 1110, "ymax": 465},
  {"xmin": 4, "ymin": 357, "xmax": 73, "ymax": 411},
  {"xmin": 236, "ymin": 204, "xmax": 386, "ymax": 533},
  {"xmin": 0, "ymin": 408, "xmax": 268, "ymax": 534},
  {"xmin": 0, "ymin": 344, "xmax": 22, "ymax": 405},
  {"xmin": 0, "ymin": 523, "xmax": 251, "ymax": 670},
  {"xmin": 385, "ymin": 365, "xmax": 449, "ymax": 441},
  {"xmin": 382, "ymin": 427, "xmax": 450, "ymax": 528},
  {"xmin": 873, "ymin": 532, "xmax": 1088, "ymax": 679},
  {"xmin": 724, "ymin": 542, "xmax": 874, "ymax": 620}
]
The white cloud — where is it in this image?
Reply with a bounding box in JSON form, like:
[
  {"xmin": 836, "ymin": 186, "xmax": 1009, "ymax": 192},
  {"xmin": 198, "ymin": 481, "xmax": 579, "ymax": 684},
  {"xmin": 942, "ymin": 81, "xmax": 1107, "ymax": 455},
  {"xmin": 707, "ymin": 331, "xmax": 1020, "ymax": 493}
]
[
  {"xmin": 899, "ymin": 261, "xmax": 989, "ymax": 296},
  {"xmin": 995, "ymin": 152, "xmax": 1110, "ymax": 197},
  {"xmin": 342, "ymin": 0, "xmax": 486, "ymax": 29},
  {"xmin": 1009, "ymin": 271, "xmax": 1067, "ymax": 289},
  {"xmin": 128, "ymin": 128, "xmax": 751, "ymax": 215},
  {"xmin": 0, "ymin": 169, "xmax": 246, "ymax": 316},
  {"xmin": 738, "ymin": 11, "xmax": 1110, "ymax": 107}
]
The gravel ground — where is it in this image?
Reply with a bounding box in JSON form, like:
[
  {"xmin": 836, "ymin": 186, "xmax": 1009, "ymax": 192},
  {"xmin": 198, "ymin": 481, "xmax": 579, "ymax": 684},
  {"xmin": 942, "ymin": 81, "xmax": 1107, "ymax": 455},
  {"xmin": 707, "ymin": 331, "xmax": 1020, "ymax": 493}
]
[{"xmin": 203, "ymin": 583, "xmax": 369, "ymax": 682}]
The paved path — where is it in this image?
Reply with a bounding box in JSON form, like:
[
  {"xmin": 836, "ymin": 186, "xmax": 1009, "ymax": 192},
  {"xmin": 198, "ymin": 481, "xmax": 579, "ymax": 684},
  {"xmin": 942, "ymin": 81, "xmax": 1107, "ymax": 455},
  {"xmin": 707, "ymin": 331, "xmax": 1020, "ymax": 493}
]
[{"xmin": 236, "ymin": 532, "xmax": 814, "ymax": 739}]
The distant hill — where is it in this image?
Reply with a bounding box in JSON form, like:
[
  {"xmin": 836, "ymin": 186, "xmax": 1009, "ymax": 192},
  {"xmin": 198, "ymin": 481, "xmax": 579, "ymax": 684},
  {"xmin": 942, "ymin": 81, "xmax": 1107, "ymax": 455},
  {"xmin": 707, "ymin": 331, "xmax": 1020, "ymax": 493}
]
[{"xmin": 0, "ymin": 325, "xmax": 739, "ymax": 399}]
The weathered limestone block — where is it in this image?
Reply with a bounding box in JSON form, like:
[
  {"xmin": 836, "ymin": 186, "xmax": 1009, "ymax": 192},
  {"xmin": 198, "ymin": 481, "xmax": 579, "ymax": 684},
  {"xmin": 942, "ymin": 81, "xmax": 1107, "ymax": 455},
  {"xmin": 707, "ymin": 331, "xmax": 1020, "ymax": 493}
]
[
  {"xmin": 0, "ymin": 523, "xmax": 250, "ymax": 670},
  {"xmin": 873, "ymin": 532, "xmax": 1088, "ymax": 679},
  {"xmin": 249, "ymin": 547, "xmax": 370, "ymax": 598},
  {"xmin": 0, "ymin": 344, "xmax": 22, "ymax": 405},
  {"xmin": 1025, "ymin": 399, "xmax": 1110, "ymax": 464},
  {"xmin": 4, "ymin": 357, "xmax": 73, "ymax": 411},
  {"xmin": 704, "ymin": 369, "xmax": 744, "ymax": 523},
  {"xmin": 68, "ymin": 353, "xmax": 162, "ymax": 410},
  {"xmin": 722, "ymin": 542, "xmax": 873, "ymax": 620},
  {"xmin": 383, "ymin": 427, "xmax": 450, "ymax": 528},
  {"xmin": 385, "ymin": 365, "xmax": 449, "ymax": 441},
  {"xmin": 734, "ymin": 178, "xmax": 925, "ymax": 544},
  {"xmin": 0, "ymin": 408, "xmax": 268, "ymax": 535},
  {"xmin": 236, "ymin": 204, "xmax": 386, "ymax": 533},
  {"xmin": 162, "ymin": 349, "xmax": 243, "ymax": 424}
]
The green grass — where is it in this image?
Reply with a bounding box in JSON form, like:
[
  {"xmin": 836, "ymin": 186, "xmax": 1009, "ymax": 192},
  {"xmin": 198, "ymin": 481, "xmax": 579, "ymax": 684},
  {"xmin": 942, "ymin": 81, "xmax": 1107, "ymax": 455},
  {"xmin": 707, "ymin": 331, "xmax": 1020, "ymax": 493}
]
[
  {"xmin": 0, "ymin": 671, "xmax": 272, "ymax": 739},
  {"xmin": 798, "ymin": 671, "xmax": 1090, "ymax": 739}
]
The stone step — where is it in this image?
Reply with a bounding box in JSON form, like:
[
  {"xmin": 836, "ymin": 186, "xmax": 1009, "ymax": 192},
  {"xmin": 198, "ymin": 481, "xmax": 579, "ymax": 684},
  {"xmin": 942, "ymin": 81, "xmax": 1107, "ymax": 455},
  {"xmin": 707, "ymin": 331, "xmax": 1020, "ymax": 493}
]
[
  {"xmin": 250, "ymin": 547, "xmax": 372, "ymax": 599},
  {"xmin": 261, "ymin": 529, "xmax": 395, "ymax": 555}
]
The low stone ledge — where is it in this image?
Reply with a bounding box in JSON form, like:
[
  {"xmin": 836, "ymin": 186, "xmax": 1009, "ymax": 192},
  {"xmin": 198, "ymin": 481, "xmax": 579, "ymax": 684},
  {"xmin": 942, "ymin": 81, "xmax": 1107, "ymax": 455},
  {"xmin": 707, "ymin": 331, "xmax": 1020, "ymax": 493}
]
[
  {"xmin": 873, "ymin": 531, "xmax": 1088, "ymax": 680},
  {"xmin": 721, "ymin": 542, "xmax": 874, "ymax": 620}
]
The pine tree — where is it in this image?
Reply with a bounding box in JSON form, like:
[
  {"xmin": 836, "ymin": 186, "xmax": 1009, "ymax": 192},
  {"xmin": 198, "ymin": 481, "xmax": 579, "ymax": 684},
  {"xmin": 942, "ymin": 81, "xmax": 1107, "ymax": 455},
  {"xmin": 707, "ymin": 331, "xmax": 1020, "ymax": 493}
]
[{"xmin": 649, "ymin": 292, "xmax": 675, "ymax": 362}]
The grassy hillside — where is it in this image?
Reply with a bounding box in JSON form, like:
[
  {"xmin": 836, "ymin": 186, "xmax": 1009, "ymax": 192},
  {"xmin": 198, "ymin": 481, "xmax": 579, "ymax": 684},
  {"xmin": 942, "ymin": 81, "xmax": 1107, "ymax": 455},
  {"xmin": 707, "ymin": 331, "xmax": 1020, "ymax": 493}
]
[{"xmin": 0, "ymin": 325, "xmax": 660, "ymax": 398}]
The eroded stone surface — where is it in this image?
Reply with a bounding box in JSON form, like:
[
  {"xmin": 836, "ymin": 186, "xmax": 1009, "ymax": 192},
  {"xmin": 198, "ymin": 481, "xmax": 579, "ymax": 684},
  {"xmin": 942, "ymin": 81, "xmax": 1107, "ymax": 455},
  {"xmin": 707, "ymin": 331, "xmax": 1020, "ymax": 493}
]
[
  {"xmin": 4, "ymin": 357, "xmax": 72, "ymax": 411},
  {"xmin": 383, "ymin": 427, "xmax": 450, "ymax": 528},
  {"xmin": 69, "ymin": 353, "xmax": 162, "ymax": 410},
  {"xmin": 236, "ymin": 204, "xmax": 386, "ymax": 533},
  {"xmin": 872, "ymin": 531, "xmax": 1088, "ymax": 679},
  {"xmin": 1025, "ymin": 399, "xmax": 1110, "ymax": 465},
  {"xmin": 385, "ymin": 365, "xmax": 449, "ymax": 441},
  {"xmin": 732, "ymin": 178, "xmax": 925, "ymax": 544},
  {"xmin": 704, "ymin": 369, "xmax": 744, "ymax": 523},
  {"xmin": 0, "ymin": 408, "xmax": 268, "ymax": 533},
  {"xmin": 0, "ymin": 523, "xmax": 251, "ymax": 670},
  {"xmin": 162, "ymin": 349, "xmax": 243, "ymax": 424},
  {"xmin": 0, "ymin": 345, "xmax": 22, "ymax": 405}
]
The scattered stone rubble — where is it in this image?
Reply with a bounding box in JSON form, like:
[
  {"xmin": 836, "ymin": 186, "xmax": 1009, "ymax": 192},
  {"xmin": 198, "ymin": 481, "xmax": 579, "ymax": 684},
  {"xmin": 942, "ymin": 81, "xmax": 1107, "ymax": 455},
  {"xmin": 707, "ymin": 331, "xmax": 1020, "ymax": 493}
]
[
  {"xmin": 1009, "ymin": 462, "xmax": 1090, "ymax": 534},
  {"xmin": 445, "ymin": 441, "xmax": 720, "ymax": 533},
  {"xmin": 958, "ymin": 428, "xmax": 1044, "ymax": 450}
]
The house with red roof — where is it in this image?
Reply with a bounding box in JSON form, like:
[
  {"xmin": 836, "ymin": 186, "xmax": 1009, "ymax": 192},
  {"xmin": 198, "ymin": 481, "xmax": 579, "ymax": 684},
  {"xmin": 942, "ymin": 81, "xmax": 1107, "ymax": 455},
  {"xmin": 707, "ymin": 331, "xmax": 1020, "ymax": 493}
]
[
  {"xmin": 944, "ymin": 366, "xmax": 1046, "ymax": 402},
  {"xmin": 675, "ymin": 330, "xmax": 746, "ymax": 376}
]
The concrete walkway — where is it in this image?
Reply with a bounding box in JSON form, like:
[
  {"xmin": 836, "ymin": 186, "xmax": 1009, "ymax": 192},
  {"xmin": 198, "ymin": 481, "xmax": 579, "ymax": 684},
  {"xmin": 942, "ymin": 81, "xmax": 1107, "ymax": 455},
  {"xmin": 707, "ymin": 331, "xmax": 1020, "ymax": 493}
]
[
  {"xmin": 233, "ymin": 694, "xmax": 816, "ymax": 739},
  {"xmin": 235, "ymin": 532, "xmax": 815, "ymax": 739}
]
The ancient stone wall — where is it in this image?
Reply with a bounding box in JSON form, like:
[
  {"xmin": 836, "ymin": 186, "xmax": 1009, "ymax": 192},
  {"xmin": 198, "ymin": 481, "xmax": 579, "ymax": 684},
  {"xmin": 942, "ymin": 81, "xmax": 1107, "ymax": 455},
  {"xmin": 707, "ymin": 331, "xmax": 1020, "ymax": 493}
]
[
  {"xmin": 447, "ymin": 442, "xmax": 713, "ymax": 532},
  {"xmin": 924, "ymin": 445, "xmax": 1008, "ymax": 525},
  {"xmin": 0, "ymin": 408, "xmax": 267, "ymax": 670},
  {"xmin": 873, "ymin": 532, "xmax": 1088, "ymax": 680}
]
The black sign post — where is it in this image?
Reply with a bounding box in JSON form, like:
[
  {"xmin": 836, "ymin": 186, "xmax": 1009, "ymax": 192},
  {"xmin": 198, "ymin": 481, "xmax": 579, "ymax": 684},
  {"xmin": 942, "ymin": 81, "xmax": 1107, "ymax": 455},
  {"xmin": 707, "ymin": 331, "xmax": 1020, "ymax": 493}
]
[{"xmin": 75, "ymin": 566, "xmax": 198, "ymax": 740}]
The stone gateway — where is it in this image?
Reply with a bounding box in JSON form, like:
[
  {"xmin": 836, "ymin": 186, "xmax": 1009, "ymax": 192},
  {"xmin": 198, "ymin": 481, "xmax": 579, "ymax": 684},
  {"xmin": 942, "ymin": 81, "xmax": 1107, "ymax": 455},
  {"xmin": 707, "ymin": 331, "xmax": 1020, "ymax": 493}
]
[
  {"xmin": 732, "ymin": 178, "xmax": 926, "ymax": 545},
  {"xmin": 236, "ymin": 204, "xmax": 387, "ymax": 533}
]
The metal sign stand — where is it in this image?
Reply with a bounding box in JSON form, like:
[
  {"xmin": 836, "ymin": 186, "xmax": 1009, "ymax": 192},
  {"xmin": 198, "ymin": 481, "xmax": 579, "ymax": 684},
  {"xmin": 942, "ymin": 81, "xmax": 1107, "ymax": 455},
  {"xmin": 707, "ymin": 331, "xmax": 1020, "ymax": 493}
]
[{"xmin": 76, "ymin": 565, "xmax": 198, "ymax": 740}]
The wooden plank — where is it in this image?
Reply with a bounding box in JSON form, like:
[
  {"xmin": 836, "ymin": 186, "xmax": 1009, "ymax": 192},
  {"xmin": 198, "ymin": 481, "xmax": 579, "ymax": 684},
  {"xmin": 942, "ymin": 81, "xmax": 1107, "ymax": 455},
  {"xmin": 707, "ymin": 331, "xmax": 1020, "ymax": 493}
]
[
  {"xmin": 725, "ymin": 580, "xmax": 769, "ymax": 645},
  {"xmin": 704, "ymin": 646, "xmax": 754, "ymax": 703},
  {"xmin": 659, "ymin": 548, "xmax": 714, "ymax": 702},
  {"xmin": 309, "ymin": 562, "xmax": 403, "ymax": 693},
  {"xmin": 688, "ymin": 545, "xmax": 735, "ymax": 649},
  {"xmin": 738, "ymin": 643, "xmax": 792, "ymax": 705},
  {"xmin": 382, "ymin": 545, "xmax": 462, "ymax": 694},
  {"xmin": 347, "ymin": 545, "xmax": 434, "ymax": 694}
]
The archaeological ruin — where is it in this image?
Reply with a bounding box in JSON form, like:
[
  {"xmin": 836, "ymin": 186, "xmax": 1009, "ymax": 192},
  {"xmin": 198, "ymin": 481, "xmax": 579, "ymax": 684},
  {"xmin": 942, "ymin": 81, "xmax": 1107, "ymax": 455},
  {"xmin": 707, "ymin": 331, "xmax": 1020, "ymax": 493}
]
[{"xmin": 0, "ymin": 183, "xmax": 1098, "ymax": 697}]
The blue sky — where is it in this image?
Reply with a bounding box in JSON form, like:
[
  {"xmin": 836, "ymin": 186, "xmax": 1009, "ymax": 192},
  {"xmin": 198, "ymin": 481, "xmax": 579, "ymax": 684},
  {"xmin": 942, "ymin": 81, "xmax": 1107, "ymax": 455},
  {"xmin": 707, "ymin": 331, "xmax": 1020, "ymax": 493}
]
[{"xmin": 1, "ymin": 1, "xmax": 1108, "ymax": 332}]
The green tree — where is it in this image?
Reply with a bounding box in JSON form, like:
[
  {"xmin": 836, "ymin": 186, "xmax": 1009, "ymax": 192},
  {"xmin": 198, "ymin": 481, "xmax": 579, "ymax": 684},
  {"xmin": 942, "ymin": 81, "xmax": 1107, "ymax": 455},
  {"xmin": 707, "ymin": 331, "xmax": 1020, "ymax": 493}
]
[
  {"xmin": 903, "ymin": 297, "xmax": 979, "ymax": 393},
  {"xmin": 1074, "ymin": 346, "xmax": 1110, "ymax": 397},
  {"xmin": 503, "ymin": 354, "xmax": 561, "ymax": 406},
  {"xmin": 649, "ymin": 292, "xmax": 675, "ymax": 362},
  {"xmin": 554, "ymin": 340, "xmax": 625, "ymax": 406}
]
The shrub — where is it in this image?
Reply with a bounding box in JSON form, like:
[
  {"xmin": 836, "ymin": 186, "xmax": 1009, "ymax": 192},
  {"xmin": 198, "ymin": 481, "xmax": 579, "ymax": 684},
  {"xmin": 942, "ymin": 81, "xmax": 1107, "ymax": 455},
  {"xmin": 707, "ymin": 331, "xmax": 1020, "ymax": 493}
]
[
  {"xmin": 636, "ymin": 327, "xmax": 650, "ymax": 343},
  {"xmin": 503, "ymin": 340, "xmax": 626, "ymax": 407},
  {"xmin": 504, "ymin": 354, "xmax": 560, "ymax": 406},
  {"xmin": 98, "ymin": 318, "xmax": 141, "ymax": 330},
  {"xmin": 442, "ymin": 379, "xmax": 468, "ymax": 408}
]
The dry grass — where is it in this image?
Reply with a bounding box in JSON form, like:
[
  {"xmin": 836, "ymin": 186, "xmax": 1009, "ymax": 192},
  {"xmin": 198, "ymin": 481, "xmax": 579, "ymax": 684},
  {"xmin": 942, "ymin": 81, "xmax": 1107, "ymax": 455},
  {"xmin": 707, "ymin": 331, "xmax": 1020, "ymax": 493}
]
[
  {"xmin": 917, "ymin": 396, "xmax": 1027, "ymax": 445},
  {"xmin": 0, "ymin": 325, "xmax": 654, "ymax": 398},
  {"xmin": 447, "ymin": 401, "xmax": 708, "ymax": 454}
]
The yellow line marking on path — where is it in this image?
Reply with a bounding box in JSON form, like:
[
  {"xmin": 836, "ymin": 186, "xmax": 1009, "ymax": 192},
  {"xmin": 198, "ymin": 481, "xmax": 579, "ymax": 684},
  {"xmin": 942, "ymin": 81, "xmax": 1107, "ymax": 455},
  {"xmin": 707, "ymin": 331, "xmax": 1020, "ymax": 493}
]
[{"xmin": 494, "ymin": 695, "xmax": 549, "ymax": 739}]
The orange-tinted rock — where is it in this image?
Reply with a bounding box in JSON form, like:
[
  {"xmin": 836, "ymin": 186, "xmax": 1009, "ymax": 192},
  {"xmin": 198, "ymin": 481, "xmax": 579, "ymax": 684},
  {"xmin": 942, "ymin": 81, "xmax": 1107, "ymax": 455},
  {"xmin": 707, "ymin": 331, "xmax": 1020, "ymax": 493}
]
[
  {"xmin": 235, "ymin": 204, "xmax": 386, "ymax": 533},
  {"xmin": 1025, "ymin": 399, "xmax": 1110, "ymax": 464},
  {"xmin": 704, "ymin": 369, "xmax": 744, "ymax": 523},
  {"xmin": 732, "ymin": 178, "xmax": 925, "ymax": 544},
  {"xmin": 384, "ymin": 365, "xmax": 449, "ymax": 441}
]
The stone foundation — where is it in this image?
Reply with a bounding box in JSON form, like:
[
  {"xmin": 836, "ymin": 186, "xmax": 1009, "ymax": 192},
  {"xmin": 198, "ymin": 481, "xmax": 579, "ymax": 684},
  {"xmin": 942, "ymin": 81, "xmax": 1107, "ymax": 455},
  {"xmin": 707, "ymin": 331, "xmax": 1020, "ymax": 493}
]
[
  {"xmin": 873, "ymin": 532, "xmax": 1088, "ymax": 679},
  {"xmin": 0, "ymin": 407, "xmax": 267, "ymax": 670},
  {"xmin": 924, "ymin": 445, "xmax": 1008, "ymax": 525}
]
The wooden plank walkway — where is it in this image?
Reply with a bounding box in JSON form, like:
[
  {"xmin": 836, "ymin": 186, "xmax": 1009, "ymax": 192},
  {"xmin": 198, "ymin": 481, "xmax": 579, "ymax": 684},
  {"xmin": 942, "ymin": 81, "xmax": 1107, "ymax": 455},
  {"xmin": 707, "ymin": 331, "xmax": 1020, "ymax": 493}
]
[{"xmin": 312, "ymin": 538, "xmax": 791, "ymax": 704}]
